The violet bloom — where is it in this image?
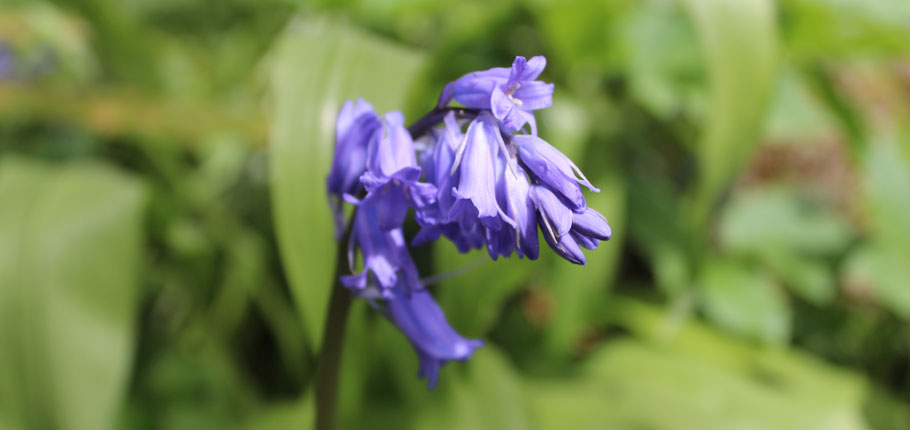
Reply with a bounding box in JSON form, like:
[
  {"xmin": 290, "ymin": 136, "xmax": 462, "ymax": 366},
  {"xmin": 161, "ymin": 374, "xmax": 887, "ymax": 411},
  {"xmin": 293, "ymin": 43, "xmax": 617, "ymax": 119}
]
[
  {"xmin": 379, "ymin": 281, "xmax": 483, "ymax": 389},
  {"xmin": 340, "ymin": 203, "xmax": 420, "ymax": 297},
  {"xmin": 438, "ymin": 56, "xmax": 554, "ymax": 134},
  {"xmin": 326, "ymin": 99, "xmax": 380, "ymax": 236},
  {"xmin": 353, "ymin": 111, "xmax": 436, "ymax": 231},
  {"xmin": 448, "ymin": 112, "xmax": 515, "ymax": 232},
  {"xmin": 530, "ymin": 186, "xmax": 611, "ymax": 265},
  {"xmin": 513, "ymin": 134, "xmax": 598, "ymax": 211}
]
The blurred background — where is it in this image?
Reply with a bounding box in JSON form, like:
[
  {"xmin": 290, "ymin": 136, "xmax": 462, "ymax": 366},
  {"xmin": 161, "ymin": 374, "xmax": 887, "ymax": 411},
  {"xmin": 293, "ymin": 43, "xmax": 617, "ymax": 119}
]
[{"xmin": 1, "ymin": 0, "xmax": 909, "ymax": 429}]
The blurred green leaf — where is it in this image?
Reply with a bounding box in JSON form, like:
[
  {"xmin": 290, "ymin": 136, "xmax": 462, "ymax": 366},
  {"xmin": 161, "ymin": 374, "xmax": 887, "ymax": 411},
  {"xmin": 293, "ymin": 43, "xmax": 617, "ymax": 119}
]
[
  {"xmin": 545, "ymin": 168, "xmax": 625, "ymax": 352},
  {"xmin": 698, "ymin": 259, "xmax": 791, "ymax": 344},
  {"xmin": 783, "ymin": 0, "xmax": 910, "ymax": 61},
  {"xmin": 526, "ymin": 299, "xmax": 909, "ymax": 430},
  {"xmin": 435, "ymin": 245, "xmax": 533, "ymax": 337},
  {"xmin": 683, "ymin": 0, "xmax": 778, "ymax": 218},
  {"xmin": 417, "ymin": 347, "xmax": 529, "ymax": 430},
  {"xmin": 761, "ymin": 66, "xmax": 839, "ymax": 141},
  {"xmin": 621, "ymin": 2, "xmax": 706, "ymax": 121},
  {"xmin": 269, "ymin": 16, "xmax": 424, "ymax": 347},
  {"xmin": 719, "ymin": 186, "xmax": 853, "ymax": 257},
  {"xmin": 0, "ymin": 157, "xmax": 146, "ymax": 430},
  {"xmin": 850, "ymin": 138, "xmax": 910, "ymax": 318}
]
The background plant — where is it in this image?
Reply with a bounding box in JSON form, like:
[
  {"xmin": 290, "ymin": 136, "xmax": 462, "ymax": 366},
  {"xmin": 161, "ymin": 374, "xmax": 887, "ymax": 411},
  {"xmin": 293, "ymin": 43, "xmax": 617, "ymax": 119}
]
[{"xmin": 0, "ymin": 0, "xmax": 909, "ymax": 429}]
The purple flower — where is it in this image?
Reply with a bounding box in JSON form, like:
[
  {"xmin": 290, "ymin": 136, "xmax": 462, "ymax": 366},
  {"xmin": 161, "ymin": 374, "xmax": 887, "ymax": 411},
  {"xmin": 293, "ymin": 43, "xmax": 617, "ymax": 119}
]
[
  {"xmin": 513, "ymin": 134, "xmax": 598, "ymax": 211},
  {"xmin": 327, "ymin": 99, "xmax": 380, "ymax": 236},
  {"xmin": 530, "ymin": 186, "xmax": 611, "ymax": 265},
  {"xmin": 448, "ymin": 112, "xmax": 515, "ymax": 232},
  {"xmin": 439, "ymin": 56, "xmax": 553, "ymax": 134},
  {"xmin": 340, "ymin": 203, "xmax": 420, "ymax": 297},
  {"xmin": 350, "ymin": 111, "xmax": 436, "ymax": 231},
  {"xmin": 379, "ymin": 281, "xmax": 483, "ymax": 389}
]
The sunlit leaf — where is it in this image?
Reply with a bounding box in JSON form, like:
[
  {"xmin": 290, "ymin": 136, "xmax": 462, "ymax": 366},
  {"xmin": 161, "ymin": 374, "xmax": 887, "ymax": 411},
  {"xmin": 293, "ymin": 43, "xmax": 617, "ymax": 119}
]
[
  {"xmin": 682, "ymin": 0, "xmax": 778, "ymax": 217},
  {"xmin": 697, "ymin": 259, "xmax": 791, "ymax": 345},
  {"xmin": 269, "ymin": 16, "xmax": 424, "ymax": 347},
  {"xmin": 0, "ymin": 157, "xmax": 146, "ymax": 430},
  {"xmin": 417, "ymin": 347, "xmax": 529, "ymax": 430}
]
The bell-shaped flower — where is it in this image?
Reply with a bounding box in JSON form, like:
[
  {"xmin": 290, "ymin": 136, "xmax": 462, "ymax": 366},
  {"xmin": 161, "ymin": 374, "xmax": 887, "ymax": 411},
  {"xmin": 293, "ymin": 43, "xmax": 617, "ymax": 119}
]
[
  {"xmin": 327, "ymin": 99, "xmax": 380, "ymax": 236},
  {"xmin": 531, "ymin": 186, "xmax": 611, "ymax": 265},
  {"xmin": 448, "ymin": 113, "xmax": 515, "ymax": 232},
  {"xmin": 379, "ymin": 281, "xmax": 483, "ymax": 390},
  {"xmin": 514, "ymin": 134, "xmax": 598, "ymax": 211},
  {"xmin": 438, "ymin": 56, "xmax": 553, "ymax": 135},
  {"xmin": 351, "ymin": 111, "xmax": 436, "ymax": 230},
  {"xmin": 340, "ymin": 203, "xmax": 421, "ymax": 297}
]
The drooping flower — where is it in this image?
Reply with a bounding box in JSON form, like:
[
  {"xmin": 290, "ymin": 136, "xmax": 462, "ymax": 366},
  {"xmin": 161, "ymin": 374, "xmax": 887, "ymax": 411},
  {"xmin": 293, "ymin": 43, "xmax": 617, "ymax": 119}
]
[
  {"xmin": 326, "ymin": 55, "xmax": 613, "ymax": 390},
  {"xmin": 340, "ymin": 202, "xmax": 420, "ymax": 297},
  {"xmin": 530, "ymin": 185, "xmax": 611, "ymax": 265},
  {"xmin": 438, "ymin": 56, "xmax": 554, "ymax": 134},
  {"xmin": 327, "ymin": 99, "xmax": 380, "ymax": 236},
  {"xmin": 448, "ymin": 112, "xmax": 515, "ymax": 232},
  {"xmin": 350, "ymin": 111, "xmax": 436, "ymax": 231},
  {"xmin": 378, "ymin": 281, "xmax": 483, "ymax": 389}
]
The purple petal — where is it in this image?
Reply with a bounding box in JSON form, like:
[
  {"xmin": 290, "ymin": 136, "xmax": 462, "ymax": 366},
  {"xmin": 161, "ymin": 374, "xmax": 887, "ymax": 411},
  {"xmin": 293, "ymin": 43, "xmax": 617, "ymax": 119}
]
[
  {"xmin": 572, "ymin": 207, "xmax": 612, "ymax": 240},
  {"xmin": 382, "ymin": 282, "xmax": 483, "ymax": 390},
  {"xmin": 509, "ymin": 55, "xmax": 547, "ymax": 83},
  {"xmin": 449, "ymin": 115, "xmax": 514, "ymax": 230},
  {"xmin": 367, "ymin": 111, "xmax": 418, "ymax": 178},
  {"xmin": 530, "ymin": 185, "xmax": 573, "ymax": 237},
  {"xmin": 512, "ymin": 81, "xmax": 554, "ymax": 111}
]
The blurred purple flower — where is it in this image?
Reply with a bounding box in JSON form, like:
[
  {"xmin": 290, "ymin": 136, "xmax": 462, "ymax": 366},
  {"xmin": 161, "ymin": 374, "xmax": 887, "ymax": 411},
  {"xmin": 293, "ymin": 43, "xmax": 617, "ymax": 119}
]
[{"xmin": 379, "ymin": 281, "xmax": 483, "ymax": 389}]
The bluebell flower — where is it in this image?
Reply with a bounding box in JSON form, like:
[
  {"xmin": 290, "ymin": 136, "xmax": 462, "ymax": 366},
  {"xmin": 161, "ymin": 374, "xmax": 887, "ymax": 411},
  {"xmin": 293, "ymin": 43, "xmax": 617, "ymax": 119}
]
[
  {"xmin": 448, "ymin": 112, "xmax": 516, "ymax": 232},
  {"xmin": 349, "ymin": 111, "xmax": 437, "ymax": 231},
  {"xmin": 379, "ymin": 281, "xmax": 483, "ymax": 389},
  {"xmin": 0, "ymin": 43, "xmax": 11, "ymax": 79},
  {"xmin": 530, "ymin": 185, "xmax": 611, "ymax": 265},
  {"xmin": 340, "ymin": 202, "xmax": 421, "ymax": 297},
  {"xmin": 513, "ymin": 134, "xmax": 598, "ymax": 211},
  {"xmin": 439, "ymin": 56, "xmax": 553, "ymax": 134},
  {"xmin": 327, "ymin": 99, "xmax": 380, "ymax": 236}
]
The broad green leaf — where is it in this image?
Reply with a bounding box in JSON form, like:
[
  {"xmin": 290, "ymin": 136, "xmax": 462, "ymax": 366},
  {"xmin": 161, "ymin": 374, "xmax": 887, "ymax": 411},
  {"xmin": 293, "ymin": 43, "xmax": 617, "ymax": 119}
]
[
  {"xmin": 852, "ymin": 138, "xmax": 910, "ymax": 318},
  {"xmin": 621, "ymin": 2, "xmax": 706, "ymax": 122},
  {"xmin": 527, "ymin": 299, "xmax": 910, "ymax": 430},
  {"xmin": 719, "ymin": 186, "xmax": 853, "ymax": 257},
  {"xmin": 697, "ymin": 259, "xmax": 791, "ymax": 345},
  {"xmin": 682, "ymin": 0, "xmax": 778, "ymax": 219},
  {"xmin": 761, "ymin": 66, "xmax": 839, "ymax": 142},
  {"xmin": 0, "ymin": 157, "xmax": 146, "ymax": 430},
  {"xmin": 269, "ymin": 17, "xmax": 424, "ymax": 347},
  {"xmin": 783, "ymin": 0, "xmax": 910, "ymax": 61}
]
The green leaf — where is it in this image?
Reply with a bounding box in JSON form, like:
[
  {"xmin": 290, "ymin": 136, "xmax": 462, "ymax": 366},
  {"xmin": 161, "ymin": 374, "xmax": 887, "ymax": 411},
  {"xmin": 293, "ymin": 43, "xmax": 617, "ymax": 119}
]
[
  {"xmin": 417, "ymin": 347, "xmax": 530, "ymax": 430},
  {"xmin": 697, "ymin": 259, "xmax": 791, "ymax": 345},
  {"xmin": 851, "ymin": 138, "xmax": 910, "ymax": 318},
  {"xmin": 719, "ymin": 186, "xmax": 853, "ymax": 257},
  {"xmin": 0, "ymin": 157, "xmax": 147, "ymax": 430},
  {"xmin": 621, "ymin": 2, "xmax": 707, "ymax": 121},
  {"xmin": 783, "ymin": 0, "xmax": 910, "ymax": 61},
  {"xmin": 435, "ymin": 245, "xmax": 534, "ymax": 337},
  {"xmin": 269, "ymin": 17, "xmax": 424, "ymax": 347},
  {"xmin": 545, "ymin": 168, "xmax": 626, "ymax": 352},
  {"xmin": 528, "ymin": 299, "xmax": 910, "ymax": 430},
  {"xmin": 682, "ymin": 0, "xmax": 779, "ymax": 218}
]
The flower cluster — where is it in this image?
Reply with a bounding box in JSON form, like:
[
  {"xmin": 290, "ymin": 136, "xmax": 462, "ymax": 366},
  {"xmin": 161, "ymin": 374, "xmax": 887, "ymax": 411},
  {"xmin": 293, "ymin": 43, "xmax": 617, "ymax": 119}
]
[{"xmin": 326, "ymin": 56, "xmax": 610, "ymax": 389}]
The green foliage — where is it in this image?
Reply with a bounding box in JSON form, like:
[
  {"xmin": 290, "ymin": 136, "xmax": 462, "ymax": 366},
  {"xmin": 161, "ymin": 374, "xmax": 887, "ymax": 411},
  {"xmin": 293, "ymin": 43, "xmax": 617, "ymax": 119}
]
[
  {"xmin": 1, "ymin": 0, "xmax": 909, "ymax": 428},
  {"xmin": 269, "ymin": 16, "xmax": 424, "ymax": 347},
  {"xmin": 0, "ymin": 158, "xmax": 146, "ymax": 430}
]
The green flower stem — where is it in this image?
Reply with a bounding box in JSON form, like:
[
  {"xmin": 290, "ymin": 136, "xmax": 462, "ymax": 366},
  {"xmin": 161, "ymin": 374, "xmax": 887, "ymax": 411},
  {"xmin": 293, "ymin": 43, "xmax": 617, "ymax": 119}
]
[{"xmin": 314, "ymin": 215, "xmax": 355, "ymax": 430}]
